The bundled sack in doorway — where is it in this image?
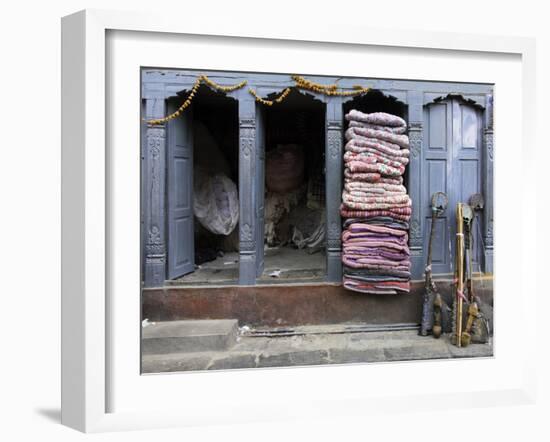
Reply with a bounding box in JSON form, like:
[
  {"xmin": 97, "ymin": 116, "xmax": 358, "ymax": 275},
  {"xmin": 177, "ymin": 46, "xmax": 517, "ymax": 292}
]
[
  {"xmin": 266, "ymin": 144, "xmax": 305, "ymax": 193},
  {"xmin": 193, "ymin": 167, "xmax": 239, "ymax": 236}
]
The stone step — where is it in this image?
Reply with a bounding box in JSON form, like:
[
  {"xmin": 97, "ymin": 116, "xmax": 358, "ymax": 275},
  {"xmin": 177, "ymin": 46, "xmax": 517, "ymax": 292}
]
[
  {"xmin": 142, "ymin": 319, "xmax": 239, "ymax": 355},
  {"xmin": 141, "ymin": 329, "xmax": 494, "ymax": 373}
]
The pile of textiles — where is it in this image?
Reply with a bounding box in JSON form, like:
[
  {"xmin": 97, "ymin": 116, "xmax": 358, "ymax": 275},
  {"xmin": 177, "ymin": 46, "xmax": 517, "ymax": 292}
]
[{"xmin": 341, "ymin": 110, "xmax": 412, "ymax": 294}]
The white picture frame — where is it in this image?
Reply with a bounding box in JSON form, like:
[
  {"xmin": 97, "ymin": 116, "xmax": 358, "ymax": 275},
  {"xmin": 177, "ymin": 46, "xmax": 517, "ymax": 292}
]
[{"xmin": 61, "ymin": 9, "xmax": 538, "ymax": 433}]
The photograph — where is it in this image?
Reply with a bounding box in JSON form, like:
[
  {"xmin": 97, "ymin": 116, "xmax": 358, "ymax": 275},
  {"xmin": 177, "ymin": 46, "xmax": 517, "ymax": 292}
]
[
  {"xmin": 1, "ymin": 0, "xmax": 546, "ymax": 438},
  {"xmin": 140, "ymin": 69, "xmax": 494, "ymax": 373}
]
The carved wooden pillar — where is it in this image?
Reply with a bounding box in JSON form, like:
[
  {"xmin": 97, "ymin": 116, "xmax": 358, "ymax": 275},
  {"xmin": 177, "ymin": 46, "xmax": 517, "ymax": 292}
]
[
  {"xmin": 407, "ymin": 91, "xmax": 424, "ymax": 279},
  {"xmin": 483, "ymin": 94, "xmax": 494, "ymax": 273},
  {"xmin": 238, "ymin": 96, "xmax": 257, "ymax": 285},
  {"xmin": 143, "ymin": 98, "xmax": 167, "ymax": 287},
  {"xmin": 325, "ymin": 98, "xmax": 343, "ymax": 282}
]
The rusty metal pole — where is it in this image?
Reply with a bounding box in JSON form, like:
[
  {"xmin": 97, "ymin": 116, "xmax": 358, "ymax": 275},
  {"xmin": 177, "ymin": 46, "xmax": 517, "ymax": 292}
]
[{"xmin": 456, "ymin": 203, "xmax": 465, "ymax": 347}]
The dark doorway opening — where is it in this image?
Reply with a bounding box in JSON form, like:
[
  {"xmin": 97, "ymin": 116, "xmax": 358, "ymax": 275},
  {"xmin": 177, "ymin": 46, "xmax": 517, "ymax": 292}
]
[{"xmin": 258, "ymin": 89, "xmax": 327, "ymax": 284}]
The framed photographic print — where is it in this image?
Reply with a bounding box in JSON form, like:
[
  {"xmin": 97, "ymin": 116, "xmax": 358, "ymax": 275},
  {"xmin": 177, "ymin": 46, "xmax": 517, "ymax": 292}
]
[{"xmin": 62, "ymin": 9, "xmax": 537, "ymax": 433}]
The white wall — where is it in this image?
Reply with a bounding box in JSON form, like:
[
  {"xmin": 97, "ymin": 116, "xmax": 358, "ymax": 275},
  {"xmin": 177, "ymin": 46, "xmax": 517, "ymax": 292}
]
[{"xmin": 0, "ymin": 1, "xmax": 548, "ymax": 440}]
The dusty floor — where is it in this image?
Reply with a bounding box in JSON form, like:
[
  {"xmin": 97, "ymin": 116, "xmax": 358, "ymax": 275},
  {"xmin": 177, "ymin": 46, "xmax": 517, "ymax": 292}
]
[
  {"xmin": 142, "ymin": 328, "xmax": 493, "ymax": 373},
  {"xmin": 168, "ymin": 246, "xmax": 326, "ymax": 286}
]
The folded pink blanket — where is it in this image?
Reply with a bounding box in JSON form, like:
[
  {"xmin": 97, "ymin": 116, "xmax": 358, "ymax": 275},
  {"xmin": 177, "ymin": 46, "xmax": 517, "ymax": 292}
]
[
  {"xmin": 340, "ymin": 208, "xmax": 411, "ymax": 222},
  {"xmin": 345, "ymin": 110, "xmax": 407, "ymax": 128},
  {"xmin": 342, "ymin": 231, "xmax": 409, "ymax": 243},
  {"xmin": 345, "ymin": 187, "xmax": 392, "ymax": 195},
  {"xmin": 343, "ymin": 277, "xmax": 410, "ymax": 294},
  {"xmin": 344, "ymin": 151, "xmax": 407, "ymax": 169},
  {"xmin": 345, "ymin": 145, "xmax": 410, "ymax": 166},
  {"xmin": 344, "ymin": 245, "xmax": 409, "ymax": 256},
  {"xmin": 348, "ymin": 120, "xmax": 407, "ymax": 135},
  {"xmin": 345, "ymin": 138, "xmax": 410, "ymax": 159},
  {"xmin": 344, "ymin": 182, "xmax": 407, "ymax": 194},
  {"xmin": 344, "ymin": 244, "xmax": 410, "ymax": 255},
  {"xmin": 342, "ymin": 195, "xmax": 411, "ymax": 211},
  {"xmin": 342, "ymin": 191, "xmax": 410, "ymax": 205},
  {"xmin": 344, "ymin": 223, "xmax": 409, "ymax": 237},
  {"xmin": 344, "ymin": 234, "xmax": 409, "ymax": 245},
  {"xmin": 346, "ymin": 127, "xmax": 410, "ymax": 149},
  {"xmin": 344, "ymin": 170, "xmax": 403, "ymax": 185},
  {"xmin": 342, "ymin": 256, "xmax": 411, "ymax": 270},
  {"xmin": 346, "ymin": 160, "xmax": 405, "ymax": 176},
  {"xmin": 346, "ymin": 135, "xmax": 402, "ymax": 153},
  {"xmin": 345, "ymin": 190, "xmax": 407, "ymax": 200}
]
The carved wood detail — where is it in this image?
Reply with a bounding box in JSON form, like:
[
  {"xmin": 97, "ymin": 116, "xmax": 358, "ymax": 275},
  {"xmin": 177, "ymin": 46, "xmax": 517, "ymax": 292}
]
[
  {"xmin": 484, "ymin": 129, "xmax": 494, "ymax": 161},
  {"xmin": 327, "ymin": 130, "xmax": 342, "ymax": 160},
  {"xmin": 408, "ymin": 123, "xmax": 422, "ymax": 159}
]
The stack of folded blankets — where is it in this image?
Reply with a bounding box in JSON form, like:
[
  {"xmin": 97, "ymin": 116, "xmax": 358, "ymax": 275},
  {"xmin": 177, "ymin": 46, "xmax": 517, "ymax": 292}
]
[{"xmin": 341, "ymin": 110, "xmax": 412, "ymax": 294}]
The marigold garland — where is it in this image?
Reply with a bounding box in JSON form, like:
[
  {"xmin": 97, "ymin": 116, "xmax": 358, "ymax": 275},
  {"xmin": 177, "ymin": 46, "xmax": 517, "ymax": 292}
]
[
  {"xmin": 145, "ymin": 75, "xmax": 247, "ymax": 125},
  {"xmin": 144, "ymin": 74, "xmax": 372, "ymax": 122},
  {"xmin": 201, "ymin": 76, "xmax": 248, "ymax": 93},
  {"xmin": 291, "ymin": 75, "xmax": 371, "ymax": 97},
  {"xmin": 249, "ymin": 87, "xmax": 292, "ymax": 106}
]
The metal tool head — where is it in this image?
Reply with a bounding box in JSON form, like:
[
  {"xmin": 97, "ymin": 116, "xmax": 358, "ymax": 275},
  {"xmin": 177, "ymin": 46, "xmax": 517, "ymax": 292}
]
[
  {"xmin": 469, "ymin": 193, "xmax": 484, "ymax": 211},
  {"xmin": 430, "ymin": 192, "xmax": 448, "ymax": 215},
  {"xmin": 462, "ymin": 204, "xmax": 474, "ymax": 223}
]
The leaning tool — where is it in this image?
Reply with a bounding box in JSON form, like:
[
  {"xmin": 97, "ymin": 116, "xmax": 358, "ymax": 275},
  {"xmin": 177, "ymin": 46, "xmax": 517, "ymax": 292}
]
[
  {"xmin": 462, "ymin": 203, "xmax": 474, "ymax": 302},
  {"xmin": 467, "ymin": 194, "xmax": 484, "ymax": 305},
  {"xmin": 452, "ymin": 203, "xmax": 466, "ymax": 347},
  {"xmin": 467, "ymin": 193, "xmax": 491, "ymax": 344},
  {"xmin": 461, "ymin": 301, "xmax": 479, "ymax": 347},
  {"xmin": 420, "ymin": 192, "xmax": 448, "ymax": 336},
  {"xmin": 432, "ymin": 293, "xmax": 443, "ymax": 339}
]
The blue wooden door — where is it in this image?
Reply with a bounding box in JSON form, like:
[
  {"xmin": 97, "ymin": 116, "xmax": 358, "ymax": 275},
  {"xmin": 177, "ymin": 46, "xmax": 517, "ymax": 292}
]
[
  {"xmin": 255, "ymin": 104, "xmax": 265, "ymax": 278},
  {"xmin": 167, "ymin": 104, "xmax": 195, "ymax": 279},
  {"xmin": 422, "ymin": 98, "xmax": 483, "ymax": 275}
]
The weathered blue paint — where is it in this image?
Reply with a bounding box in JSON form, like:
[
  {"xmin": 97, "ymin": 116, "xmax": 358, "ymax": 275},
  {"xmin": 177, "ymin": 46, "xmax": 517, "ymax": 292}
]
[
  {"xmin": 166, "ymin": 101, "xmax": 195, "ymax": 279},
  {"xmin": 143, "ymin": 98, "xmax": 167, "ymax": 287},
  {"xmin": 141, "ymin": 69, "xmax": 494, "ymax": 287}
]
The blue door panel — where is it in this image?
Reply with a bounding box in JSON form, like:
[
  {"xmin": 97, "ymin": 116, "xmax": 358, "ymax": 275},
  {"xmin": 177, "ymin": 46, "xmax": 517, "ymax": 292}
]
[
  {"xmin": 422, "ymin": 101, "xmax": 452, "ymax": 274},
  {"xmin": 167, "ymin": 104, "xmax": 195, "ymax": 280}
]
